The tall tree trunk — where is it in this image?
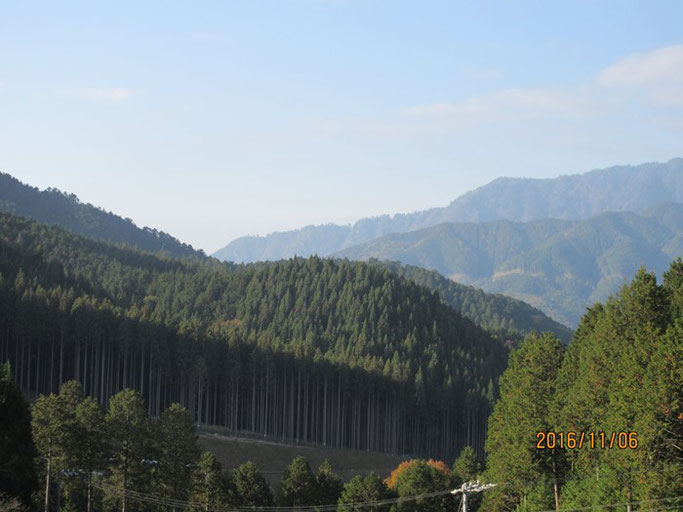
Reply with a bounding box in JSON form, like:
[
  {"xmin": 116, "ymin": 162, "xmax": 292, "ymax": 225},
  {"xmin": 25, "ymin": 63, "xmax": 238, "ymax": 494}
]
[
  {"xmin": 552, "ymin": 451, "xmax": 560, "ymax": 512},
  {"xmin": 87, "ymin": 470, "xmax": 92, "ymax": 512},
  {"xmin": 44, "ymin": 454, "xmax": 51, "ymax": 512}
]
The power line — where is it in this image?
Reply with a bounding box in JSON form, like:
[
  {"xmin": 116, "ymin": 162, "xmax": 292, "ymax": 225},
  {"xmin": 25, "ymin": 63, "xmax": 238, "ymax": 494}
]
[
  {"xmin": 95, "ymin": 480, "xmax": 683, "ymax": 512},
  {"xmin": 451, "ymin": 481, "xmax": 497, "ymax": 512},
  {"xmin": 536, "ymin": 495, "xmax": 683, "ymax": 512},
  {"xmin": 95, "ymin": 481, "xmax": 455, "ymax": 512}
]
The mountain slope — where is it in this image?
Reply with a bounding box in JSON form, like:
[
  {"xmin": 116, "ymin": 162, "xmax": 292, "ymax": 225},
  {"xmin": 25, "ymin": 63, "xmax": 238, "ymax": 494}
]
[
  {"xmin": 0, "ymin": 172, "xmax": 202, "ymax": 258},
  {"xmin": 0, "ymin": 172, "xmax": 567, "ymax": 346},
  {"xmin": 0, "ymin": 213, "xmax": 505, "ymax": 459},
  {"xmin": 364, "ymin": 260, "xmax": 573, "ymax": 343},
  {"xmin": 214, "ymin": 159, "xmax": 683, "ymax": 263},
  {"xmin": 336, "ymin": 203, "xmax": 683, "ymax": 327}
]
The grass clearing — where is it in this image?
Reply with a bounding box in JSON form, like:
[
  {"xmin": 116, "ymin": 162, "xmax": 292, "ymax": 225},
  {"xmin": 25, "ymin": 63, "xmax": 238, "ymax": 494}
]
[{"xmin": 198, "ymin": 430, "xmax": 408, "ymax": 488}]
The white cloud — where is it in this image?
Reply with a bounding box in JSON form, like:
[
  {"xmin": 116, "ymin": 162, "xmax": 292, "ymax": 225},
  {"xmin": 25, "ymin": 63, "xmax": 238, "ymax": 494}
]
[
  {"xmin": 78, "ymin": 88, "xmax": 135, "ymax": 101},
  {"xmin": 598, "ymin": 44, "xmax": 683, "ymax": 107},
  {"xmin": 403, "ymin": 44, "xmax": 683, "ymax": 122},
  {"xmin": 598, "ymin": 44, "xmax": 683, "ymax": 86}
]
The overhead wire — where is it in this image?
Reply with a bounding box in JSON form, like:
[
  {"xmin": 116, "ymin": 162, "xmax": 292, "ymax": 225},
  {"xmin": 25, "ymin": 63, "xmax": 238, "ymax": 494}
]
[
  {"xmin": 95, "ymin": 477, "xmax": 682, "ymax": 512},
  {"xmin": 94, "ymin": 480, "xmax": 455, "ymax": 512},
  {"xmin": 536, "ymin": 495, "xmax": 683, "ymax": 512}
]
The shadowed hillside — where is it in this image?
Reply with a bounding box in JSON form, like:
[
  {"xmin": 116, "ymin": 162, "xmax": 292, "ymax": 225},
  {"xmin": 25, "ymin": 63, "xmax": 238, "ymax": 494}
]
[{"xmin": 0, "ymin": 172, "xmax": 202, "ymax": 258}]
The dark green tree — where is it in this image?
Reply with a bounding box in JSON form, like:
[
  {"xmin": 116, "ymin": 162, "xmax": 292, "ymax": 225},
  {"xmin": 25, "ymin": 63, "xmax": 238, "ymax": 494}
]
[
  {"xmin": 315, "ymin": 459, "xmax": 343, "ymax": 507},
  {"xmin": 452, "ymin": 446, "xmax": 481, "ymax": 487},
  {"xmin": 189, "ymin": 451, "xmax": 228, "ymax": 512},
  {"xmin": 0, "ymin": 362, "xmax": 37, "ymax": 507},
  {"xmin": 31, "ymin": 393, "xmax": 65, "ymax": 512},
  {"xmin": 484, "ymin": 333, "xmax": 565, "ymax": 512},
  {"xmin": 155, "ymin": 403, "xmax": 199, "ymax": 502},
  {"xmin": 394, "ymin": 460, "xmax": 450, "ymax": 512},
  {"xmin": 554, "ymin": 266, "xmax": 682, "ymax": 510},
  {"xmin": 74, "ymin": 397, "xmax": 108, "ymax": 512},
  {"xmin": 337, "ymin": 473, "xmax": 393, "ymax": 512},
  {"xmin": 105, "ymin": 389, "xmax": 151, "ymax": 512},
  {"xmin": 279, "ymin": 455, "xmax": 318, "ymax": 507},
  {"xmin": 233, "ymin": 461, "xmax": 273, "ymax": 508}
]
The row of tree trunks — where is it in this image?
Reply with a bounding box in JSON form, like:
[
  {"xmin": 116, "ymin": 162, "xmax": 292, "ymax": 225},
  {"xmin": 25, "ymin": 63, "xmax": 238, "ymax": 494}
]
[{"xmin": 0, "ymin": 311, "xmax": 492, "ymax": 461}]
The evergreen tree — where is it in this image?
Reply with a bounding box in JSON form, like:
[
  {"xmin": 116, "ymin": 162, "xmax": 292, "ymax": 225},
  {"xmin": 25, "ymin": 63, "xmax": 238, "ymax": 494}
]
[
  {"xmin": 394, "ymin": 460, "xmax": 450, "ymax": 512},
  {"xmin": 337, "ymin": 473, "xmax": 393, "ymax": 512},
  {"xmin": 452, "ymin": 446, "xmax": 481, "ymax": 487},
  {"xmin": 554, "ymin": 266, "xmax": 681, "ymax": 510},
  {"xmin": 31, "ymin": 393, "xmax": 65, "ymax": 512},
  {"xmin": 483, "ymin": 333, "xmax": 565, "ymax": 512},
  {"xmin": 155, "ymin": 403, "xmax": 199, "ymax": 502},
  {"xmin": 0, "ymin": 362, "xmax": 37, "ymax": 507},
  {"xmin": 58, "ymin": 380, "xmax": 84, "ymax": 413},
  {"xmin": 279, "ymin": 455, "xmax": 318, "ymax": 507},
  {"xmin": 189, "ymin": 451, "xmax": 228, "ymax": 512},
  {"xmin": 73, "ymin": 397, "xmax": 108, "ymax": 512},
  {"xmin": 105, "ymin": 389, "xmax": 151, "ymax": 512},
  {"xmin": 315, "ymin": 460, "xmax": 343, "ymax": 507},
  {"xmin": 233, "ymin": 461, "xmax": 273, "ymax": 507}
]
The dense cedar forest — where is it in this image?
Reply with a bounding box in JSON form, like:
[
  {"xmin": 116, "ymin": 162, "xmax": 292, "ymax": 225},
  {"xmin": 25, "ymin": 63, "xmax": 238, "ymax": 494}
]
[
  {"xmin": 482, "ymin": 260, "xmax": 683, "ymax": 512},
  {"xmin": 0, "ymin": 213, "xmax": 507, "ymax": 461},
  {"xmin": 0, "ymin": 173, "xmax": 201, "ymax": 258},
  {"xmin": 368, "ymin": 260, "xmax": 572, "ymax": 343}
]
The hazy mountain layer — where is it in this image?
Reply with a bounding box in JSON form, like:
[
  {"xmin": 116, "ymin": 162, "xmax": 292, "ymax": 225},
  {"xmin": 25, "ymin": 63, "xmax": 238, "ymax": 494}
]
[
  {"xmin": 0, "ymin": 172, "xmax": 202, "ymax": 258},
  {"xmin": 336, "ymin": 203, "xmax": 683, "ymax": 327},
  {"xmin": 214, "ymin": 159, "xmax": 683, "ymax": 263}
]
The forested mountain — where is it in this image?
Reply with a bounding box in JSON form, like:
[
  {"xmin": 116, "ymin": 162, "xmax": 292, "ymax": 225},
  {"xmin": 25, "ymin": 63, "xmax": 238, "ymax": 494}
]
[
  {"xmin": 0, "ymin": 172, "xmax": 202, "ymax": 258},
  {"xmin": 0, "ymin": 213, "xmax": 507, "ymax": 460},
  {"xmin": 213, "ymin": 159, "xmax": 683, "ymax": 262},
  {"xmin": 337, "ymin": 203, "xmax": 683, "ymax": 327},
  {"xmin": 483, "ymin": 261, "xmax": 682, "ymax": 512},
  {"xmin": 365, "ymin": 260, "xmax": 573, "ymax": 343}
]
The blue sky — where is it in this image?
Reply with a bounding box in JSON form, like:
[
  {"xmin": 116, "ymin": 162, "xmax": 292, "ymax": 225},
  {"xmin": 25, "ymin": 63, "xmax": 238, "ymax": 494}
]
[{"xmin": 2, "ymin": 1, "xmax": 683, "ymax": 253}]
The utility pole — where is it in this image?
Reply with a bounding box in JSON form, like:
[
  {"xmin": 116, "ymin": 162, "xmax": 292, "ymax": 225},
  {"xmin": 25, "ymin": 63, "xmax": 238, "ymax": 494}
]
[{"xmin": 451, "ymin": 480, "xmax": 497, "ymax": 512}]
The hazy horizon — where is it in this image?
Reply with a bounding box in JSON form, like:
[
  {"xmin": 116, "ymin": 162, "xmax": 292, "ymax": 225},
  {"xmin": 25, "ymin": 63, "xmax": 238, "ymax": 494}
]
[{"xmin": 3, "ymin": 1, "xmax": 683, "ymax": 252}]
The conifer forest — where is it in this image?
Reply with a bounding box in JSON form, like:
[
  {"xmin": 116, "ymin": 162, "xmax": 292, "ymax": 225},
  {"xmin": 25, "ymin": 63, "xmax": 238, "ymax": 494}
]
[
  {"xmin": 0, "ymin": 213, "xmax": 505, "ymax": 461},
  {"xmin": 1, "ymin": 205, "xmax": 680, "ymax": 512}
]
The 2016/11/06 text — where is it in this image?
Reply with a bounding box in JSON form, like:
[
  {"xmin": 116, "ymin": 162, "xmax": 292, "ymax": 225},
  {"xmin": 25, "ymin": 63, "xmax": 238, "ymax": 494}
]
[{"xmin": 535, "ymin": 431, "xmax": 638, "ymax": 450}]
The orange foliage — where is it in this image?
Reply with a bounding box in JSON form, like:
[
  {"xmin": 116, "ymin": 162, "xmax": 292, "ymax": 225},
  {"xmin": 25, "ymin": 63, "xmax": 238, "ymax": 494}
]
[
  {"xmin": 427, "ymin": 458, "xmax": 450, "ymax": 476},
  {"xmin": 384, "ymin": 458, "xmax": 450, "ymax": 489}
]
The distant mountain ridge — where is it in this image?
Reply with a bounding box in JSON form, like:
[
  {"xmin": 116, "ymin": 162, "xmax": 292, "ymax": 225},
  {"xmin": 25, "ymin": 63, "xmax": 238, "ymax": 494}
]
[
  {"xmin": 336, "ymin": 203, "xmax": 683, "ymax": 327},
  {"xmin": 213, "ymin": 158, "xmax": 683, "ymax": 263},
  {"xmin": 0, "ymin": 172, "xmax": 202, "ymax": 258}
]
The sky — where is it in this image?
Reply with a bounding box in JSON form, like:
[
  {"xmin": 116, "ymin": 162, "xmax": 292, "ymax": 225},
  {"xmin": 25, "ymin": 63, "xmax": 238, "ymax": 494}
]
[{"xmin": 1, "ymin": 1, "xmax": 683, "ymax": 254}]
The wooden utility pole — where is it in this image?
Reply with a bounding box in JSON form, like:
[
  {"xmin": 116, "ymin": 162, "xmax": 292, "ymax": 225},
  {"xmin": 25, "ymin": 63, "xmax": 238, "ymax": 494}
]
[{"xmin": 451, "ymin": 480, "xmax": 497, "ymax": 512}]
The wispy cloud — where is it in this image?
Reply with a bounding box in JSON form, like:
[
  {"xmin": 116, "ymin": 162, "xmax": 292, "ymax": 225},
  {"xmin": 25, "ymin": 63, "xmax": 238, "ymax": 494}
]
[
  {"xmin": 598, "ymin": 44, "xmax": 683, "ymax": 106},
  {"xmin": 403, "ymin": 44, "xmax": 683, "ymax": 122},
  {"xmin": 77, "ymin": 88, "xmax": 135, "ymax": 101},
  {"xmin": 403, "ymin": 87, "xmax": 597, "ymax": 122}
]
